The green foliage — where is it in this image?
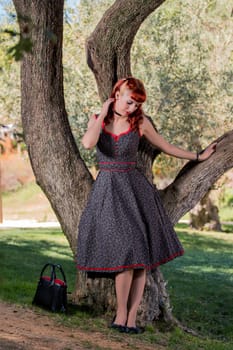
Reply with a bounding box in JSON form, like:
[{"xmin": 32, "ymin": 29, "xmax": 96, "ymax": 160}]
[
  {"xmin": 131, "ymin": 0, "xmax": 233, "ymax": 173},
  {"xmin": 0, "ymin": 0, "xmax": 232, "ymax": 169},
  {"xmin": 0, "ymin": 17, "xmax": 21, "ymax": 126},
  {"xmin": 63, "ymin": 0, "xmax": 113, "ymax": 166},
  {"xmin": 2, "ymin": 13, "xmax": 33, "ymax": 60},
  {"xmin": 0, "ymin": 9, "xmax": 33, "ymax": 60},
  {"xmin": 63, "ymin": 0, "xmax": 233, "ymax": 169},
  {"xmin": 218, "ymin": 186, "xmax": 233, "ymax": 223},
  {"xmin": 219, "ymin": 188, "xmax": 233, "ymax": 208},
  {"xmin": 6, "ymin": 35, "xmax": 32, "ymax": 60}
]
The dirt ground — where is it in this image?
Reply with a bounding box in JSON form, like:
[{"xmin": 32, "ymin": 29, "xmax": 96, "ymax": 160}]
[{"xmin": 0, "ymin": 302, "xmax": 166, "ymax": 350}]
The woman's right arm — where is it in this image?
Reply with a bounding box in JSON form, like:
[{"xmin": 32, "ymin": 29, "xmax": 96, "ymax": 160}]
[{"xmin": 82, "ymin": 98, "xmax": 114, "ymax": 149}]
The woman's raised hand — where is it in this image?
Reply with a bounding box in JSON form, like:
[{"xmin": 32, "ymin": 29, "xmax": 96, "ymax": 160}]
[{"xmin": 99, "ymin": 98, "xmax": 115, "ymax": 118}]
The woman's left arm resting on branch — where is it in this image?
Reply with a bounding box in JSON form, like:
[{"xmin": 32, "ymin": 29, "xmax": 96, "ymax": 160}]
[{"xmin": 140, "ymin": 117, "xmax": 217, "ymax": 161}]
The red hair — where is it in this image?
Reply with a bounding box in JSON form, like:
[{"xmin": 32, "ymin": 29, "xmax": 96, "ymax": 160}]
[{"xmin": 105, "ymin": 77, "xmax": 146, "ymax": 131}]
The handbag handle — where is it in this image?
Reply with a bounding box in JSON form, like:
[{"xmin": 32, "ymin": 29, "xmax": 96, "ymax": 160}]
[
  {"xmin": 39, "ymin": 263, "xmax": 67, "ymax": 285},
  {"xmin": 40, "ymin": 263, "xmax": 56, "ymax": 285},
  {"xmin": 54, "ymin": 264, "xmax": 67, "ymax": 284}
]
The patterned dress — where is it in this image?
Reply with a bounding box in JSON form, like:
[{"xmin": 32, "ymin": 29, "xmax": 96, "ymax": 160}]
[{"xmin": 77, "ymin": 121, "xmax": 184, "ymax": 278}]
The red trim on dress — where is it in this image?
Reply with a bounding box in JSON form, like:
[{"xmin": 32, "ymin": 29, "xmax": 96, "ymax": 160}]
[
  {"xmin": 77, "ymin": 250, "xmax": 184, "ymax": 272},
  {"xmin": 95, "ymin": 114, "xmax": 142, "ymax": 138},
  {"xmin": 102, "ymin": 122, "xmax": 131, "ymax": 142},
  {"xmin": 99, "ymin": 161, "xmax": 136, "ymax": 165}
]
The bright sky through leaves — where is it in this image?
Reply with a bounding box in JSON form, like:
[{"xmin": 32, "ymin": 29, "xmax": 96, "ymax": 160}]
[{"xmin": 0, "ymin": 0, "xmax": 79, "ymax": 22}]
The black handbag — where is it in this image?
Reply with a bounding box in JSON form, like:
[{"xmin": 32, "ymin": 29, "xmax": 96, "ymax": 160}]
[{"xmin": 32, "ymin": 263, "xmax": 68, "ymax": 312}]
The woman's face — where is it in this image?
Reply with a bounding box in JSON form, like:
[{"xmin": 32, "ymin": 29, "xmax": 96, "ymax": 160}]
[{"xmin": 114, "ymin": 88, "xmax": 141, "ymax": 117}]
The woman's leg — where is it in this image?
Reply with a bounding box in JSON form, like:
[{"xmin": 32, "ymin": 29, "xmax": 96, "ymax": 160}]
[
  {"xmin": 126, "ymin": 269, "xmax": 146, "ymax": 327},
  {"xmin": 114, "ymin": 269, "xmax": 134, "ymax": 325}
]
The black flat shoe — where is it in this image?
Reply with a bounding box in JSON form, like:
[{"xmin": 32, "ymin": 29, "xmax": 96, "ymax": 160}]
[
  {"xmin": 125, "ymin": 326, "xmax": 145, "ymax": 334},
  {"xmin": 110, "ymin": 323, "xmax": 127, "ymax": 332},
  {"xmin": 109, "ymin": 316, "xmax": 126, "ymax": 333}
]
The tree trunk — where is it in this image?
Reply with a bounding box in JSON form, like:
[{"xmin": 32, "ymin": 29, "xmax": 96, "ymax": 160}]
[
  {"xmin": 13, "ymin": 0, "xmax": 93, "ymax": 255},
  {"xmin": 189, "ymin": 191, "xmax": 222, "ymax": 231},
  {"xmin": 13, "ymin": 0, "xmax": 233, "ymax": 326}
]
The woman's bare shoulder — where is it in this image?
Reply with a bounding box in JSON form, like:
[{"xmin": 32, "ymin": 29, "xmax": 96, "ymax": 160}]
[{"xmin": 140, "ymin": 115, "xmax": 156, "ymax": 135}]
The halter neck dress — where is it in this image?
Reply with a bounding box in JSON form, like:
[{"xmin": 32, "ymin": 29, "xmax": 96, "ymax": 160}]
[{"xmin": 77, "ymin": 119, "xmax": 184, "ymax": 278}]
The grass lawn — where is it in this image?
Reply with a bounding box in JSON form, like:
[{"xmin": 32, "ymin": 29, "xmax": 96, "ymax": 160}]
[
  {"xmin": 0, "ymin": 228, "xmax": 76, "ymax": 302},
  {"xmin": 162, "ymin": 224, "xmax": 233, "ymax": 345},
  {"xmin": 0, "ymin": 227, "xmax": 233, "ymax": 350}
]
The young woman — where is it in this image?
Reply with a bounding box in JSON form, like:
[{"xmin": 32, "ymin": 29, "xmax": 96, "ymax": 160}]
[{"xmin": 77, "ymin": 77, "xmax": 216, "ymax": 333}]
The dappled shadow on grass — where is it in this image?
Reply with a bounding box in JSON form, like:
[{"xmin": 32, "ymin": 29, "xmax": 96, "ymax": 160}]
[
  {"xmin": 176, "ymin": 222, "xmax": 233, "ymax": 234},
  {"xmin": 65, "ymin": 302, "xmax": 95, "ymax": 316},
  {"xmin": 1, "ymin": 227, "xmax": 233, "ymax": 343},
  {"xmin": 161, "ymin": 229, "xmax": 233, "ymax": 341},
  {"xmin": 178, "ymin": 230, "xmax": 233, "ymax": 249},
  {"xmin": 0, "ymin": 228, "xmax": 76, "ymax": 305},
  {"xmin": 221, "ymin": 224, "xmax": 233, "ymax": 233}
]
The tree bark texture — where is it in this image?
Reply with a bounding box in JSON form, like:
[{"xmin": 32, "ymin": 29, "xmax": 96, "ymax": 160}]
[
  {"xmin": 86, "ymin": 0, "xmax": 166, "ymax": 101},
  {"xmin": 161, "ymin": 131, "xmax": 233, "ymax": 225},
  {"xmin": 13, "ymin": 0, "xmax": 93, "ymax": 255},
  {"xmin": 13, "ymin": 0, "xmax": 233, "ymax": 326}
]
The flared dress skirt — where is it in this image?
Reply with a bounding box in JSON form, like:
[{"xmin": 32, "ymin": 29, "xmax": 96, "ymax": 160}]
[{"xmin": 77, "ymin": 125, "xmax": 184, "ymax": 278}]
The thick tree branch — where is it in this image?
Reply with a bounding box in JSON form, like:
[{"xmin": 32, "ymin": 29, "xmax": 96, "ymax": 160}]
[
  {"xmin": 161, "ymin": 131, "xmax": 233, "ymax": 224},
  {"xmin": 86, "ymin": 0, "xmax": 166, "ymax": 100}
]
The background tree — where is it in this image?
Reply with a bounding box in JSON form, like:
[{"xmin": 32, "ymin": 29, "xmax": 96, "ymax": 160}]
[
  {"xmin": 8, "ymin": 0, "xmax": 233, "ymax": 327},
  {"xmin": 0, "ymin": 24, "xmax": 20, "ymax": 126},
  {"xmin": 2, "ymin": 0, "xmax": 232, "ymax": 167}
]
